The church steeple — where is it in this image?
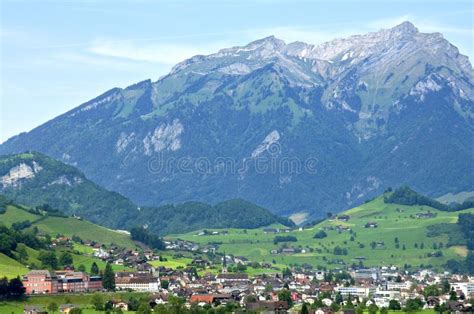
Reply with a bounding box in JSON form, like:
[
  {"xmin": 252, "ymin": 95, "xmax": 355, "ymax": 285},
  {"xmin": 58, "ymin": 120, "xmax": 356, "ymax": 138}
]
[{"xmin": 222, "ymin": 252, "xmax": 227, "ymax": 273}]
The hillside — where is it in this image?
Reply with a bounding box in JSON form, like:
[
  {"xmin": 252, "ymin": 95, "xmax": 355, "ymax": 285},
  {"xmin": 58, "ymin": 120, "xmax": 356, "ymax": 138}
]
[
  {"xmin": 0, "ymin": 22, "xmax": 472, "ymax": 218},
  {"xmin": 136, "ymin": 199, "xmax": 295, "ymax": 235},
  {"xmin": 0, "ymin": 199, "xmax": 136, "ymax": 279},
  {"xmin": 0, "ymin": 152, "xmax": 138, "ymax": 228},
  {"xmin": 0, "ymin": 153, "xmax": 293, "ymax": 234},
  {"xmin": 170, "ymin": 193, "xmax": 473, "ymax": 271},
  {"xmin": 0, "ymin": 200, "xmax": 136, "ymax": 248}
]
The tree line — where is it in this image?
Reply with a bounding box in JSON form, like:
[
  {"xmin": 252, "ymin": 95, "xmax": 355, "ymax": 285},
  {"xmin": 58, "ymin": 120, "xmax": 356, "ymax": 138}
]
[
  {"xmin": 385, "ymin": 186, "xmax": 474, "ymax": 212},
  {"xmin": 130, "ymin": 227, "xmax": 165, "ymax": 250}
]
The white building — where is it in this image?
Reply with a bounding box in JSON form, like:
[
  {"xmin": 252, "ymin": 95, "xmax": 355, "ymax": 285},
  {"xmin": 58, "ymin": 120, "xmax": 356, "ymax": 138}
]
[
  {"xmin": 335, "ymin": 286, "xmax": 375, "ymax": 298},
  {"xmin": 116, "ymin": 277, "xmax": 160, "ymax": 292},
  {"xmin": 450, "ymin": 282, "xmax": 474, "ymax": 296}
]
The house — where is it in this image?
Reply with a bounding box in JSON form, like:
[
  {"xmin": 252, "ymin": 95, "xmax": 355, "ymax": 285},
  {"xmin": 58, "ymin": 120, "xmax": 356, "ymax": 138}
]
[
  {"xmin": 246, "ymin": 301, "xmax": 289, "ymax": 313},
  {"xmin": 24, "ymin": 305, "xmax": 47, "ymax": 314},
  {"xmin": 315, "ymin": 308, "xmax": 333, "ymax": 314},
  {"xmin": 337, "ymin": 215, "xmax": 350, "ymax": 222},
  {"xmin": 264, "ymin": 228, "xmax": 279, "ymax": 234},
  {"xmin": 415, "ymin": 212, "xmax": 436, "ymax": 219},
  {"xmin": 59, "ymin": 304, "xmax": 80, "ymax": 314},
  {"xmin": 281, "ymin": 248, "xmax": 295, "ymax": 254},
  {"xmin": 190, "ymin": 294, "xmax": 233, "ymax": 305},
  {"xmin": 216, "ymin": 273, "xmax": 249, "ymax": 284},
  {"xmin": 110, "ymin": 300, "xmax": 129, "ymax": 311},
  {"xmin": 338, "ymin": 310, "xmax": 355, "ymax": 314},
  {"xmin": 365, "ymin": 222, "xmax": 378, "ymax": 228},
  {"xmin": 23, "ymin": 270, "xmax": 58, "ymax": 294}
]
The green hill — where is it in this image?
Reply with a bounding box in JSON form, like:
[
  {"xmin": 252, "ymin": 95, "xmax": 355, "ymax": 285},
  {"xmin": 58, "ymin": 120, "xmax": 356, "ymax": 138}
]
[
  {"xmin": 0, "ymin": 201, "xmax": 136, "ymax": 248},
  {"xmin": 0, "ymin": 200, "xmax": 136, "ymax": 279},
  {"xmin": 170, "ymin": 193, "xmax": 473, "ymax": 271},
  {"xmin": 0, "ymin": 253, "xmax": 29, "ymax": 279},
  {"xmin": 137, "ymin": 199, "xmax": 295, "ymax": 235},
  {"xmin": 0, "ymin": 152, "xmax": 138, "ymax": 229}
]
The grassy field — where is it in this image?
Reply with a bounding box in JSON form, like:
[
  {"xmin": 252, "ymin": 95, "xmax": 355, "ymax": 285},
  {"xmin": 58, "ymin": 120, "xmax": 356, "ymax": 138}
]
[
  {"xmin": 0, "ymin": 253, "xmax": 29, "ymax": 279},
  {"xmin": 0, "ymin": 205, "xmax": 136, "ymax": 248},
  {"xmin": 0, "ymin": 204, "xmax": 39, "ymax": 226},
  {"xmin": 169, "ymin": 196, "xmax": 473, "ymax": 271},
  {"xmin": 33, "ymin": 216, "xmax": 135, "ymax": 248},
  {"xmin": 0, "ymin": 291, "xmax": 149, "ymax": 313},
  {"xmin": 148, "ymin": 255, "xmax": 193, "ymax": 269}
]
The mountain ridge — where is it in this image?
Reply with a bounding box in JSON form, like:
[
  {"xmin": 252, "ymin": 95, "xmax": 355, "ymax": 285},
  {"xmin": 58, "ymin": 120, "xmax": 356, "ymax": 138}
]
[{"xmin": 1, "ymin": 21, "xmax": 472, "ymax": 218}]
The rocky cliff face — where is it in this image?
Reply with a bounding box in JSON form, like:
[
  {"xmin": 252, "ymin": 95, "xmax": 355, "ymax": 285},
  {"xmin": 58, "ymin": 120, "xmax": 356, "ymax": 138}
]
[{"xmin": 1, "ymin": 22, "xmax": 473, "ymax": 218}]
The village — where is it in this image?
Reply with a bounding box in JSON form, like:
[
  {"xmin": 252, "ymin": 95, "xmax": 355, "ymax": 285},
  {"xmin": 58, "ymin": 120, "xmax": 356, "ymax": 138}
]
[{"xmin": 21, "ymin": 235, "xmax": 474, "ymax": 313}]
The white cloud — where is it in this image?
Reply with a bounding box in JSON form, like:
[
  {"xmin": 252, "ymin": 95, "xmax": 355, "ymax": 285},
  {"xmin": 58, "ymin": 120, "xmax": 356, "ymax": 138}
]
[{"xmin": 86, "ymin": 39, "xmax": 229, "ymax": 64}]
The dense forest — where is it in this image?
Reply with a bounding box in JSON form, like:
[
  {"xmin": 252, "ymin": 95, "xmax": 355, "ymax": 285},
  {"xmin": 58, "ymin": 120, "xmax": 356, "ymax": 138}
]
[
  {"xmin": 130, "ymin": 227, "xmax": 165, "ymax": 250},
  {"xmin": 385, "ymin": 186, "xmax": 474, "ymax": 212},
  {"xmin": 445, "ymin": 213, "xmax": 474, "ymax": 275}
]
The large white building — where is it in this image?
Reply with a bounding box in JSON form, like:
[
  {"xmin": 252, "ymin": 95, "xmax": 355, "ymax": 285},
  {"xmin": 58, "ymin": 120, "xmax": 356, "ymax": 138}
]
[
  {"xmin": 334, "ymin": 286, "xmax": 375, "ymax": 298},
  {"xmin": 115, "ymin": 272, "xmax": 160, "ymax": 292},
  {"xmin": 450, "ymin": 282, "xmax": 474, "ymax": 296}
]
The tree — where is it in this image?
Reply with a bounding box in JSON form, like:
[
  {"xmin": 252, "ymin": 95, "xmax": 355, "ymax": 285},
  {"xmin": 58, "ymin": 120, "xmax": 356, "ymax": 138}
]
[
  {"xmin": 404, "ymin": 298, "xmax": 423, "ymax": 312},
  {"xmin": 127, "ymin": 297, "xmax": 140, "ymax": 311},
  {"xmin": 278, "ymin": 289, "xmax": 293, "ymax": 307},
  {"xmin": 368, "ymin": 303, "xmax": 378, "ymax": 314},
  {"xmin": 91, "ymin": 293, "xmax": 104, "ymax": 311},
  {"xmin": 300, "ymin": 303, "xmax": 309, "ymax": 314},
  {"xmin": 7, "ymin": 277, "xmax": 25, "ymax": 298},
  {"xmin": 380, "ymin": 307, "xmax": 388, "ymax": 314},
  {"xmin": 69, "ymin": 309, "xmax": 82, "ymax": 314},
  {"xmin": 313, "ymin": 230, "xmax": 327, "ymax": 239},
  {"xmin": 160, "ymin": 279, "xmax": 169, "ymax": 289},
  {"xmin": 59, "ymin": 252, "xmax": 73, "ymax": 266},
  {"xmin": 450, "ymin": 290, "xmax": 458, "ymax": 301},
  {"xmin": 77, "ymin": 264, "xmax": 86, "ymax": 272},
  {"xmin": 168, "ymin": 295, "xmax": 186, "ymax": 313},
  {"xmin": 388, "ymin": 299, "xmax": 401, "ymax": 310},
  {"xmin": 16, "ymin": 244, "xmax": 28, "ymax": 263},
  {"xmin": 48, "ymin": 302, "xmax": 58, "ymax": 314},
  {"xmin": 102, "ymin": 263, "xmax": 115, "ymax": 291},
  {"xmin": 335, "ymin": 292, "xmax": 343, "ymax": 304},
  {"xmin": 344, "ymin": 295, "xmax": 354, "ymax": 309},
  {"xmin": 423, "ymin": 284, "xmax": 440, "ymax": 298},
  {"xmin": 38, "ymin": 250, "xmax": 58, "ymax": 269},
  {"xmin": 90, "ymin": 262, "xmax": 99, "ymax": 275},
  {"xmin": 137, "ymin": 303, "xmax": 152, "ymax": 314},
  {"xmin": 441, "ymin": 279, "xmax": 450, "ymax": 293}
]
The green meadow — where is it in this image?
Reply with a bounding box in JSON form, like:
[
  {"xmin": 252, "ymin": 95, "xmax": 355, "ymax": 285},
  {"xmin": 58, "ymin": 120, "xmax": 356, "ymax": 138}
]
[{"xmin": 169, "ymin": 196, "xmax": 473, "ymax": 271}]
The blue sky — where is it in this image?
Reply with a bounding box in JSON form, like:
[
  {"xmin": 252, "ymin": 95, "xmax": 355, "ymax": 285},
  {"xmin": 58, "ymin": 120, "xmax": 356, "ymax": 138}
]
[{"xmin": 1, "ymin": 0, "xmax": 473, "ymax": 143}]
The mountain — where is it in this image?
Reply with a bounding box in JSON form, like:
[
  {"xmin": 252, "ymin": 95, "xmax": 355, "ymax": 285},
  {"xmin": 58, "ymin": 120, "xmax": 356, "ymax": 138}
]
[
  {"xmin": 0, "ymin": 153, "xmax": 290, "ymax": 234},
  {"xmin": 1, "ymin": 22, "xmax": 473, "ymax": 218},
  {"xmin": 0, "ymin": 152, "xmax": 138, "ymax": 226}
]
